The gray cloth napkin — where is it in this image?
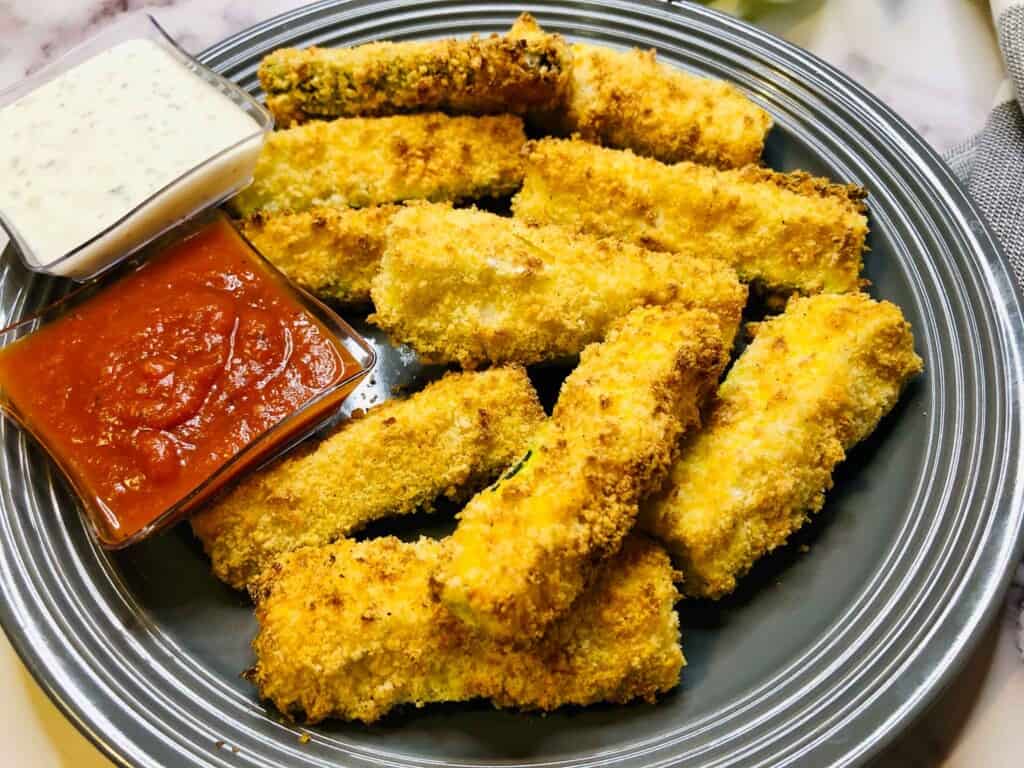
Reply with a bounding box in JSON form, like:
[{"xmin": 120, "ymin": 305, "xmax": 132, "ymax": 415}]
[{"xmin": 943, "ymin": 0, "xmax": 1024, "ymax": 656}]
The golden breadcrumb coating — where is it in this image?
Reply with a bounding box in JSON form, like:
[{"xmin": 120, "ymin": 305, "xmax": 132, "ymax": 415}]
[
  {"xmin": 191, "ymin": 367, "xmax": 544, "ymax": 590},
  {"xmin": 240, "ymin": 205, "xmax": 398, "ymax": 305},
  {"xmin": 512, "ymin": 138, "xmax": 868, "ymax": 295},
  {"xmin": 368, "ymin": 204, "xmax": 746, "ymax": 367},
  {"xmin": 249, "ymin": 534, "xmax": 683, "ymax": 724},
  {"xmin": 260, "ymin": 13, "xmax": 571, "ymax": 126},
  {"xmin": 640, "ymin": 293, "xmax": 923, "ymax": 598},
  {"xmin": 544, "ymin": 43, "xmax": 772, "ymax": 168},
  {"xmin": 434, "ymin": 305, "xmax": 729, "ymax": 643},
  {"xmin": 229, "ymin": 113, "xmax": 525, "ymax": 217}
]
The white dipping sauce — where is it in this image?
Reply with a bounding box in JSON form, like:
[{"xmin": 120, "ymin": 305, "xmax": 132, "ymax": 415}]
[{"xmin": 0, "ymin": 39, "xmax": 263, "ymax": 278}]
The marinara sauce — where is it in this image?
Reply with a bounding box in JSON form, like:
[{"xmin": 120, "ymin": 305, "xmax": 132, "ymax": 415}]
[{"xmin": 0, "ymin": 217, "xmax": 358, "ymax": 545}]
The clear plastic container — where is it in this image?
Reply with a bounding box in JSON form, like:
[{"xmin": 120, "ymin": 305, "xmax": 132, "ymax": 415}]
[
  {"xmin": 0, "ymin": 212, "xmax": 375, "ymax": 548},
  {"xmin": 0, "ymin": 13, "xmax": 272, "ymax": 280}
]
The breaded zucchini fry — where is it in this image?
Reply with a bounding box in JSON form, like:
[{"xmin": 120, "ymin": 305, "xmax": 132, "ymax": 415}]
[
  {"xmin": 546, "ymin": 43, "xmax": 772, "ymax": 168},
  {"xmin": 249, "ymin": 534, "xmax": 682, "ymax": 724},
  {"xmin": 369, "ymin": 204, "xmax": 746, "ymax": 367},
  {"xmin": 229, "ymin": 113, "xmax": 525, "ymax": 217},
  {"xmin": 191, "ymin": 367, "xmax": 544, "ymax": 589},
  {"xmin": 640, "ymin": 294, "xmax": 923, "ymax": 599},
  {"xmin": 260, "ymin": 13, "xmax": 571, "ymax": 126},
  {"xmin": 512, "ymin": 138, "xmax": 868, "ymax": 295},
  {"xmin": 434, "ymin": 305, "xmax": 729, "ymax": 642},
  {"xmin": 240, "ymin": 205, "xmax": 397, "ymax": 305}
]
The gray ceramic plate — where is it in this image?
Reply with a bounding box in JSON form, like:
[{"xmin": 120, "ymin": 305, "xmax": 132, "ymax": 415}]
[{"xmin": 2, "ymin": 1, "xmax": 1023, "ymax": 766}]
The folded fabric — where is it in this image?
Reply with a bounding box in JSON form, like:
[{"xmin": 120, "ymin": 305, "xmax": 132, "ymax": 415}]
[{"xmin": 944, "ymin": 0, "xmax": 1024, "ymax": 658}]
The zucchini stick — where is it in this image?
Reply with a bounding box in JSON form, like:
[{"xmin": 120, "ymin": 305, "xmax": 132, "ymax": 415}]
[
  {"xmin": 239, "ymin": 205, "xmax": 397, "ymax": 305},
  {"xmin": 640, "ymin": 294, "xmax": 923, "ymax": 598},
  {"xmin": 229, "ymin": 113, "xmax": 525, "ymax": 216},
  {"xmin": 434, "ymin": 304, "xmax": 729, "ymax": 642},
  {"xmin": 250, "ymin": 534, "xmax": 683, "ymax": 724},
  {"xmin": 512, "ymin": 138, "xmax": 868, "ymax": 295},
  {"xmin": 192, "ymin": 366, "xmax": 544, "ymax": 589},
  {"xmin": 546, "ymin": 42, "xmax": 772, "ymax": 168},
  {"xmin": 260, "ymin": 13, "xmax": 571, "ymax": 126},
  {"xmin": 369, "ymin": 204, "xmax": 746, "ymax": 367}
]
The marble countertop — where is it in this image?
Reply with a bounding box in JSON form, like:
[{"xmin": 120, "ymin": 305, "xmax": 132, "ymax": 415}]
[{"xmin": 0, "ymin": 0, "xmax": 1021, "ymax": 766}]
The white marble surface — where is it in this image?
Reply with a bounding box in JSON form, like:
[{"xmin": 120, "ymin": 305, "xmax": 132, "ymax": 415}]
[{"xmin": 0, "ymin": 0, "xmax": 1020, "ymax": 766}]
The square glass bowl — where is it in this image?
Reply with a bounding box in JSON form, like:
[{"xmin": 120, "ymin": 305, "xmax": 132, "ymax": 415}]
[
  {"xmin": 0, "ymin": 212, "xmax": 375, "ymax": 548},
  {"xmin": 0, "ymin": 13, "xmax": 273, "ymax": 280}
]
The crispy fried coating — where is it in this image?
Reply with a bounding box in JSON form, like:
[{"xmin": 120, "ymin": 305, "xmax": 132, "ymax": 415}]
[
  {"xmin": 260, "ymin": 13, "xmax": 571, "ymax": 126},
  {"xmin": 368, "ymin": 204, "xmax": 746, "ymax": 367},
  {"xmin": 434, "ymin": 305, "xmax": 729, "ymax": 642},
  {"xmin": 512, "ymin": 138, "xmax": 868, "ymax": 295},
  {"xmin": 249, "ymin": 533, "xmax": 683, "ymax": 724},
  {"xmin": 640, "ymin": 294, "xmax": 923, "ymax": 599},
  {"xmin": 229, "ymin": 113, "xmax": 525, "ymax": 217},
  {"xmin": 191, "ymin": 367, "xmax": 544, "ymax": 590},
  {"xmin": 544, "ymin": 43, "xmax": 772, "ymax": 168},
  {"xmin": 240, "ymin": 205, "xmax": 398, "ymax": 305}
]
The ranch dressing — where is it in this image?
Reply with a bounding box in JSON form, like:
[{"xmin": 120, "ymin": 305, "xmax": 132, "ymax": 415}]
[{"xmin": 0, "ymin": 38, "xmax": 264, "ymax": 278}]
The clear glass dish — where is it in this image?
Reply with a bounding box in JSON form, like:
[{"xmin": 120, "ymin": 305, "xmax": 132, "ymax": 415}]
[
  {"xmin": 0, "ymin": 212, "xmax": 375, "ymax": 548},
  {"xmin": 0, "ymin": 13, "xmax": 273, "ymax": 281}
]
